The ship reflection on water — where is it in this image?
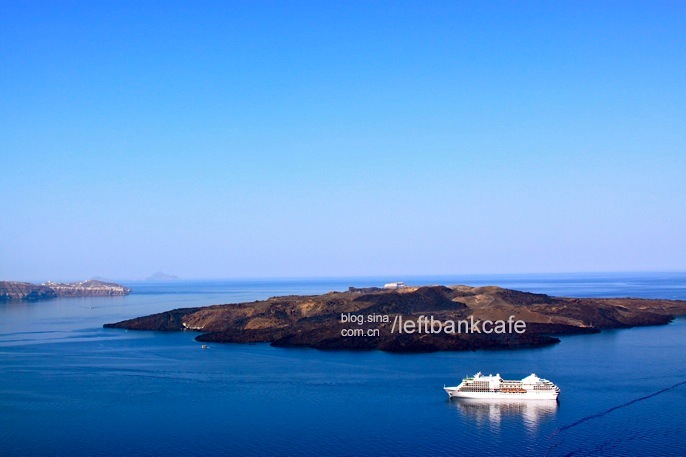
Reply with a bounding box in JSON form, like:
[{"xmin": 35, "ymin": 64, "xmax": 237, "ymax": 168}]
[{"xmin": 450, "ymin": 399, "xmax": 559, "ymax": 432}]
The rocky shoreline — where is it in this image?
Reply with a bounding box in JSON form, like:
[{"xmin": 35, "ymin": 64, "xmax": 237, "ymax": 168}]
[
  {"xmin": 0, "ymin": 280, "xmax": 131, "ymax": 302},
  {"xmin": 103, "ymin": 284, "xmax": 686, "ymax": 353}
]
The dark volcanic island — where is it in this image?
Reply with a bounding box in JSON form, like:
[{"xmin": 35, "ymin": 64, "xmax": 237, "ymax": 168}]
[{"xmin": 104, "ymin": 285, "xmax": 686, "ymax": 353}]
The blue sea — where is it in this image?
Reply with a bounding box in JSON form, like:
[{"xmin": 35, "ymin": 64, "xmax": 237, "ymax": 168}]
[{"xmin": 1, "ymin": 273, "xmax": 686, "ymax": 456}]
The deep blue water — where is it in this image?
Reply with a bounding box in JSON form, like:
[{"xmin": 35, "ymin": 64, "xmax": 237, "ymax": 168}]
[{"xmin": 1, "ymin": 273, "xmax": 686, "ymax": 456}]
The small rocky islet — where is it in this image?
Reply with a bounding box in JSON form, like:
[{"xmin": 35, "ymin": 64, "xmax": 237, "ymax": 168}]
[{"xmin": 104, "ymin": 284, "xmax": 686, "ymax": 353}]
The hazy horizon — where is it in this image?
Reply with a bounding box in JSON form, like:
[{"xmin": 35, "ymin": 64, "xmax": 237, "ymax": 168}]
[
  {"xmin": 2, "ymin": 2, "xmax": 685, "ymax": 281},
  {"xmin": 7, "ymin": 269, "xmax": 686, "ymax": 286}
]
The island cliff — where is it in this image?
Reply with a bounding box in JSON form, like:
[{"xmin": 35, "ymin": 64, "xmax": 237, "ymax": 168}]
[
  {"xmin": 103, "ymin": 284, "xmax": 686, "ymax": 353},
  {"xmin": 0, "ymin": 280, "xmax": 131, "ymax": 302}
]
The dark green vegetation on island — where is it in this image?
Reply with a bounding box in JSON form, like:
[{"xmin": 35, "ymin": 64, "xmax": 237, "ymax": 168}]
[
  {"xmin": 0, "ymin": 280, "xmax": 131, "ymax": 302},
  {"xmin": 104, "ymin": 285, "xmax": 686, "ymax": 353}
]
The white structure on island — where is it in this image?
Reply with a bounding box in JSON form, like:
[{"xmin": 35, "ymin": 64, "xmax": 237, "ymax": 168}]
[{"xmin": 383, "ymin": 282, "xmax": 408, "ymax": 290}]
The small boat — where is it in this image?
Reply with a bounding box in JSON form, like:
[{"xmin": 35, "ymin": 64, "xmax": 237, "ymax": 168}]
[{"xmin": 201, "ymin": 344, "xmax": 208, "ymax": 349}]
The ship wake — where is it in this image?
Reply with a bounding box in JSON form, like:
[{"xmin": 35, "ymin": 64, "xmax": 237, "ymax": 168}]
[{"xmin": 545, "ymin": 379, "xmax": 686, "ymax": 456}]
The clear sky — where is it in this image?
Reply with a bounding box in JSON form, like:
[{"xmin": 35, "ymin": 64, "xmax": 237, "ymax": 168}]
[{"xmin": 1, "ymin": 1, "xmax": 685, "ymax": 281}]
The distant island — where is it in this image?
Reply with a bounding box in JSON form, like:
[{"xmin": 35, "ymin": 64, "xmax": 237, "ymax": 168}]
[
  {"xmin": 104, "ymin": 284, "xmax": 686, "ymax": 353},
  {"xmin": 145, "ymin": 272, "xmax": 179, "ymax": 281},
  {"xmin": 0, "ymin": 280, "xmax": 131, "ymax": 302}
]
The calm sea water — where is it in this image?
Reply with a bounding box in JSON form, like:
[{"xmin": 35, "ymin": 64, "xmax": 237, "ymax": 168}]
[{"xmin": 1, "ymin": 273, "xmax": 685, "ymax": 456}]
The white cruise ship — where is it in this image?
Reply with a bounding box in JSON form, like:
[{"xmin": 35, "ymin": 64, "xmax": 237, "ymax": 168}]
[{"xmin": 444, "ymin": 372, "xmax": 560, "ymax": 400}]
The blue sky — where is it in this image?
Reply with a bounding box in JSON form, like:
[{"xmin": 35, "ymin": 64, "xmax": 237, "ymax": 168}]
[{"xmin": 1, "ymin": 1, "xmax": 685, "ymax": 281}]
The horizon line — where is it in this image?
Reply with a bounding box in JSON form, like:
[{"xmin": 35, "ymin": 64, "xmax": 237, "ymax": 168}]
[{"xmin": 6, "ymin": 270, "xmax": 686, "ymax": 284}]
